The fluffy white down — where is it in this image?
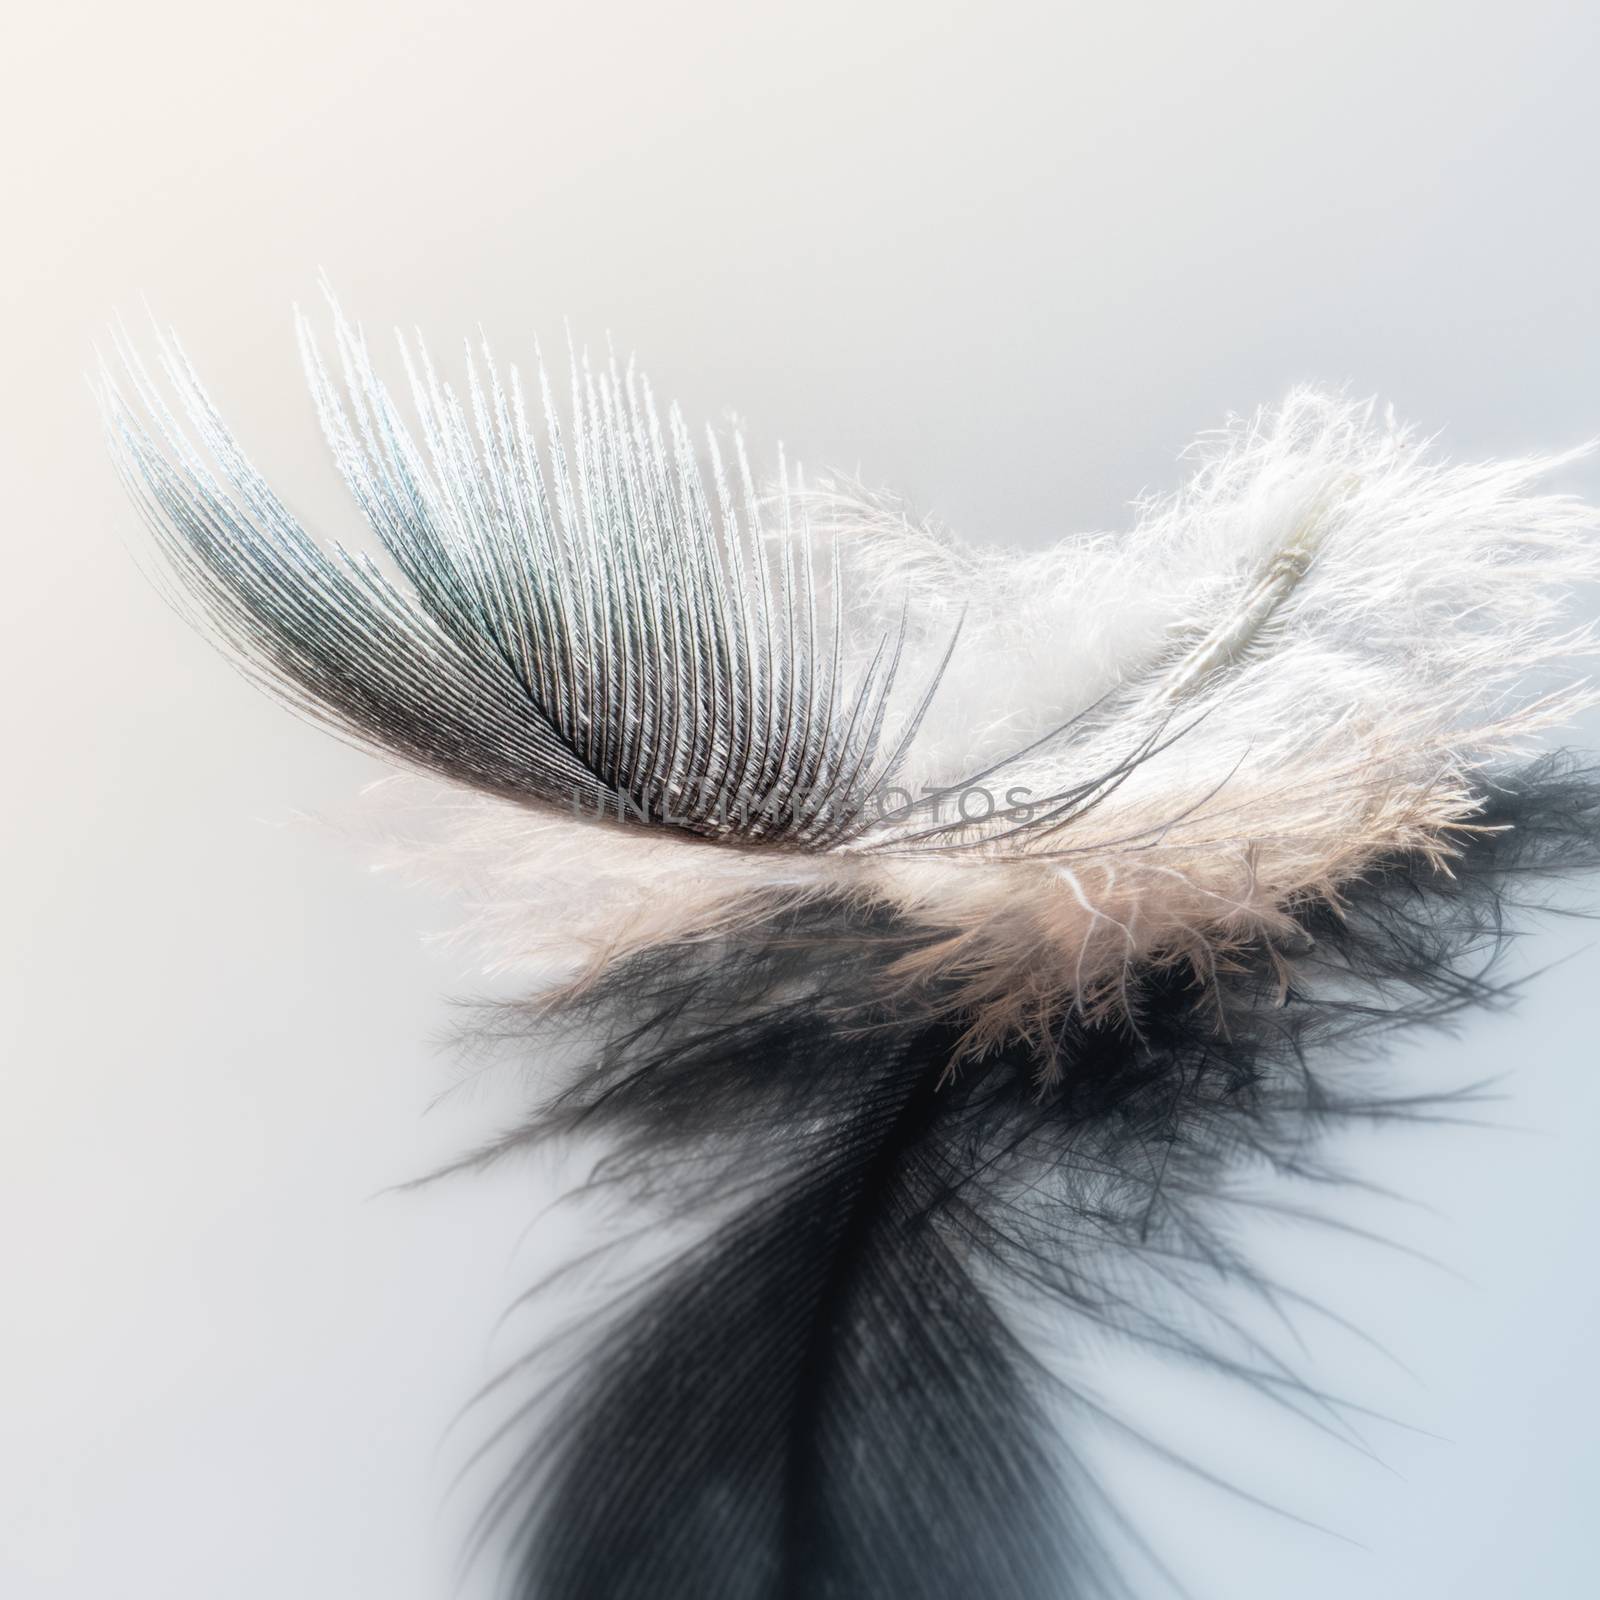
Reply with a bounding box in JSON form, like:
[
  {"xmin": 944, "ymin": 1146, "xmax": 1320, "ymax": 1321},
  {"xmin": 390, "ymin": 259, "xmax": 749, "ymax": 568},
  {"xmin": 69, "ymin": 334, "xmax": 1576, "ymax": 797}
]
[{"xmin": 375, "ymin": 390, "xmax": 1600, "ymax": 1066}]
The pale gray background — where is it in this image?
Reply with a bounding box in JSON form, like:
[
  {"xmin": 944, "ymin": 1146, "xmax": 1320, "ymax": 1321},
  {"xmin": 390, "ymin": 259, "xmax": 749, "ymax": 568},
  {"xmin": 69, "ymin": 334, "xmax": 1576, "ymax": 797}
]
[{"xmin": 6, "ymin": 2, "xmax": 1600, "ymax": 1595}]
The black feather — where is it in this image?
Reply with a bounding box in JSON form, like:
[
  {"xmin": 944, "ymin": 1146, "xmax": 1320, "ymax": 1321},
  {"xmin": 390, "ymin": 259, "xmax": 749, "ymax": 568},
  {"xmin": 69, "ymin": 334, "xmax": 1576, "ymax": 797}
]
[{"xmin": 432, "ymin": 755, "xmax": 1600, "ymax": 1599}]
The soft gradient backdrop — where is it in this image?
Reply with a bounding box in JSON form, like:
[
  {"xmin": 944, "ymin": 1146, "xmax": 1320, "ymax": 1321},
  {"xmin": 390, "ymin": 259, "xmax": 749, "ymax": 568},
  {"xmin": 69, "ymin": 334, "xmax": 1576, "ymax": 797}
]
[{"xmin": 6, "ymin": 3, "xmax": 1600, "ymax": 1595}]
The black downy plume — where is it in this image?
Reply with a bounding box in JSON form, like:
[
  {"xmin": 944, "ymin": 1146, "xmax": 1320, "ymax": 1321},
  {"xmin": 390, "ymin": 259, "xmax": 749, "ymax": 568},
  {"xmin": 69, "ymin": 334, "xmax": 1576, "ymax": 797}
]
[{"xmin": 444, "ymin": 757, "xmax": 1600, "ymax": 1600}]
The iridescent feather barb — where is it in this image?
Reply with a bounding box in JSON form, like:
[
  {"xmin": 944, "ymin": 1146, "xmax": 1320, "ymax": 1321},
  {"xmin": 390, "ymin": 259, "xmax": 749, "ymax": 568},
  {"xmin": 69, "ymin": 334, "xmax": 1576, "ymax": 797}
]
[
  {"xmin": 103, "ymin": 301, "xmax": 1600, "ymax": 1599},
  {"xmin": 102, "ymin": 306, "xmax": 951, "ymax": 844}
]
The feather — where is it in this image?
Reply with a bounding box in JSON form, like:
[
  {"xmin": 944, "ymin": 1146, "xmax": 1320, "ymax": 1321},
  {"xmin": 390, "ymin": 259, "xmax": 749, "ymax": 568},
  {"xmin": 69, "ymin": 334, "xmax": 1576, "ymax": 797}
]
[
  {"xmin": 102, "ymin": 302, "xmax": 1600, "ymax": 1598},
  {"xmin": 100, "ymin": 299, "xmax": 949, "ymax": 844},
  {"xmin": 444, "ymin": 756, "xmax": 1600, "ymax": 1600}
]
